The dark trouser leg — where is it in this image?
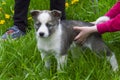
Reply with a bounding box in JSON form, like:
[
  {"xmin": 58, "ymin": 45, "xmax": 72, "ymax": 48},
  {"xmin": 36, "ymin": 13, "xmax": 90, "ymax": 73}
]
[
  {"xmin": 13, "ymin": 0, "xmax": 30, "ymax": 32},
  {"xmin": 50, "ymin": 0, "xmax": 66, "ymax": 20}
]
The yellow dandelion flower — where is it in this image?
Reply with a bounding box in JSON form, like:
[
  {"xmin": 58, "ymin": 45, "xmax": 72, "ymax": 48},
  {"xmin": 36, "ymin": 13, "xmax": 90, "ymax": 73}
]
[
  {"xmin": 71, "ymin": 0, "xmax": 79, "ymax": 5},
  {"xmin": 0, "ymin": 8, "xmax": 2, "ymax": 11},
  {"xmin": 71, "ymin": 0, "xmax": 74, "ymax": 4},
  {"xmin": 74, "ymin": 0, "xmax": 79, "ymax": 2},
  {"xmin": 2, "ymin": 2, "xmax": 6, "ymax": 5},
  {"xmin": 28, "ymin": 17, "xmax": 32, "ymax": 20},
  {"xmin": 0, "ymin": 20, "xmax": 5, "ymax": 24},
  {"xmin": 5, "ymin": 14, "xmax": 10, "ymax": 19},
  {"xmin": 65, "ymin": 2, "xmax": 69, "ymax": 8}
]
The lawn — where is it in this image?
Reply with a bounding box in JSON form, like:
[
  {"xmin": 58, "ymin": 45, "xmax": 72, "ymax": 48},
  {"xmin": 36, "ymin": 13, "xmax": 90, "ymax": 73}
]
[{"xmin": 0, "ymin": 0, "xmax": 120, "ymax": 80}]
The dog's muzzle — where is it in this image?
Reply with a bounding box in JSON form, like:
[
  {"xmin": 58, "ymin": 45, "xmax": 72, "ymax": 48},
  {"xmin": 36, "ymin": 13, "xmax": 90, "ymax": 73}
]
[
  {"xmin": 39, "ymin": 32, "xmax": 45, "ymax": 37},
  {"xmin": 38, "ymin": 32, "xmax": 50, "ymax": 38},
  {"xmin": 39, "ymin": 32, "xmax": 44, "ymax": 36}
]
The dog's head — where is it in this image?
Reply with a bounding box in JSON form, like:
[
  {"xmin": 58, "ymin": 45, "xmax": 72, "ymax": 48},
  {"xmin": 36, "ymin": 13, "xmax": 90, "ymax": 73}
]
[{"xmin": 30, "ymin": 10, "xmax": 61, "ymax": 38}]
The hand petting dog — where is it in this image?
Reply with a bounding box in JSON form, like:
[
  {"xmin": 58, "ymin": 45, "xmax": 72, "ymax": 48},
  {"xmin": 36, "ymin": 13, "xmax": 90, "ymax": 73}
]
[
  {"xmin": 73, "ymin": 16, "xmax": 110, "ymax": 44},
  {"xmin": 73, "ymin": 25, "xmax": 98, "ymax": 44}
]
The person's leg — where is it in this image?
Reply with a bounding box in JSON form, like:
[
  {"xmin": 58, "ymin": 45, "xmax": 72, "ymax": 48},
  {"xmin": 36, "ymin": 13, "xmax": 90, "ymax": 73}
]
[
  {"xmin": 1, "ymin": 0, "xmax": 30, "ymax": 39},
  {"xmin": 50, "ymin": 0, "xmax": 66, "ymax": 20},
  {"xmin": 14, "ymin": 0, "xmax": 30, "ymax": 32}
]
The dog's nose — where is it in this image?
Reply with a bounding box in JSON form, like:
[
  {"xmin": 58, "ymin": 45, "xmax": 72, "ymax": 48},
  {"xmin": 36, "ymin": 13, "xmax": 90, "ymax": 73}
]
[{"xmin": 39, "ymin": 32, "xmax": 44, "ymax": 37}]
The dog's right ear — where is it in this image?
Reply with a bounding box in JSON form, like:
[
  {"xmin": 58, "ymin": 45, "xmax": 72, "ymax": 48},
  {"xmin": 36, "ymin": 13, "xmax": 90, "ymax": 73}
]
[
  {"xmin": 51, "ymin": 10, "xmax": 62, "ymax": 19},
  {"xmin": 30, "ymin": 10, "xmax": 40, "ymax": 19}
]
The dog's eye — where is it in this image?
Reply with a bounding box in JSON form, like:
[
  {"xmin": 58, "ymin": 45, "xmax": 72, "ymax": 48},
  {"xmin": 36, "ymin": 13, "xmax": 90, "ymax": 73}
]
[
  {"xmin": 36, "ymin": 22, "xmax": 41, "ymax": 26},
  {"xmin": 46, "ymin": 23, "xmax": 54, "ymax": 27}
]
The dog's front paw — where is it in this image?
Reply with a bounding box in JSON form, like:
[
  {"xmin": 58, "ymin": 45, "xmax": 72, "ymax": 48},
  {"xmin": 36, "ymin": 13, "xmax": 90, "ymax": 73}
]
[
  {"xmin": 95, "ymin": 16, "xmax": 110, "ymax": 24},
  {"xmin": 56, "ymin": 55, "xmax": 68, "ymax": 71}
]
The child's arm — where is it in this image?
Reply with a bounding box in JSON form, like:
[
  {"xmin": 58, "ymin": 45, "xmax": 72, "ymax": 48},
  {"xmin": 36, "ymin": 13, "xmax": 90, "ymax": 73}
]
[
  {"xmin": 95, "ymin": 2, "xmax": 120, "ymax": 24},
  {"xmin": 97, "ymin": 14, "xmax": 120, "ymax": 34},
  {"xmin": 105, "ymin": 1, "xmax": 120, "ymax": 19}
]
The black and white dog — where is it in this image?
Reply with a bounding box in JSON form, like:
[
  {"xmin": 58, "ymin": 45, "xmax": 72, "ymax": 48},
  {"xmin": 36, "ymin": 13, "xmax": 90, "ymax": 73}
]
[{"xmin": 30, "ymin": 10, "xmax": 118, "ymax": 71}]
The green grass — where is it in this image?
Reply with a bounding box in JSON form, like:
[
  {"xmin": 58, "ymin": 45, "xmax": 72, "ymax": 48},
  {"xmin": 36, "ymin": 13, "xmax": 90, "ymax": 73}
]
[{"xmin": 0, "ymin": 0, "xmax": 120, "ymax": 80}]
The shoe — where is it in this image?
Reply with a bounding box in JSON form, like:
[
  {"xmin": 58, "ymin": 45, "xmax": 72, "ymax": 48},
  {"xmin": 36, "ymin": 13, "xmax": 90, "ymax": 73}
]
[{"xmin": 1, "ymin": 25, "xmax": 25, "ymax": 39}]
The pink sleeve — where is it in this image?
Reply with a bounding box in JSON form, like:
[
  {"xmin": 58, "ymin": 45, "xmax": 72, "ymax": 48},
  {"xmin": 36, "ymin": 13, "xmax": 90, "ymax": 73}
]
[
  {"xmin": 97, "ymin": 14, "xmax": 120, "ymax": 34},
  {"xmin": 105, "ymin": 2, "xmax": 120, "ymax": 19}
]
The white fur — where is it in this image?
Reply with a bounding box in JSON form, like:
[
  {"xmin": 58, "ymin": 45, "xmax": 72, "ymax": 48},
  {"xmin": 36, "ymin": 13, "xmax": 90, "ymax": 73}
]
[
  {"xmin": 37, "ymin": 12, "xmax": 51, "ymax": 37},
  {"xmin": 36, "ymin": 12, "xmax": 65, "ymax": 70},
  {"xmin": 56, "ymin": 55, "xmax": 67, "ymax": 71},
  {"xmin": 37, "ymin": 24, "xmax": 62, "ymax": 54},
  {"xmin": 38, "ymin": 11, "xmax": 51, "ymax": 23},
  {"xmin": 95, "ymin": 16, "xmax": 110, "ymax": 24},
  {"xmin": 37, "ymin": 23, "xmax": 66, "ymax": 70},
  {"xmin": 107, "ymin": 53, "xmax": 118, "ymax": 71}
]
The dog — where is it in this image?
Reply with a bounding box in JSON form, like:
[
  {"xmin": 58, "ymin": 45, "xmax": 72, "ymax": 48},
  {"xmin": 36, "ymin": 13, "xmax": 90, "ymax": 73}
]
[{"xmin": 30, "ymin": 10, "xmax": 118, "ymax": 71}]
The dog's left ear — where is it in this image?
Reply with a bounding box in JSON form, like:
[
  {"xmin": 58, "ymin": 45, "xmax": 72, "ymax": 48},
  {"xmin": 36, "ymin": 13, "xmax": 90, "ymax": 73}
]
[
  {"xmin": 51, "ymin": 10, "xmax": 61, "ymax": 19},
  {"xmin": 30, "ymin": 10, "xmax": 40, "ymax": 19}
]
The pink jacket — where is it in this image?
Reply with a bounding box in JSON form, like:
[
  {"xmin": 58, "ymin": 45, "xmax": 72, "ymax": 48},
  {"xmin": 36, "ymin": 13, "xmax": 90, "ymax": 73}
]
[{"xmin": 97, "ymin": 1, "xmax": 120, "ymax": 34}]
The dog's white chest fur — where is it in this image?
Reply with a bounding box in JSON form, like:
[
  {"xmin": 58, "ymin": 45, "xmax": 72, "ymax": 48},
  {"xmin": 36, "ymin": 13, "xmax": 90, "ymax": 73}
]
[{"xmin": 37, "ymin": 24, "xmax": 62, "ymax": 54}]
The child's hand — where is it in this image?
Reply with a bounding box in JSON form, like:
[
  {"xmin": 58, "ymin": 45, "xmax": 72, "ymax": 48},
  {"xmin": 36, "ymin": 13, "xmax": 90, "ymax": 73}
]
[{"xmin": 73, "ymin": 26, "xmax": 98, "ymax": 44}]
